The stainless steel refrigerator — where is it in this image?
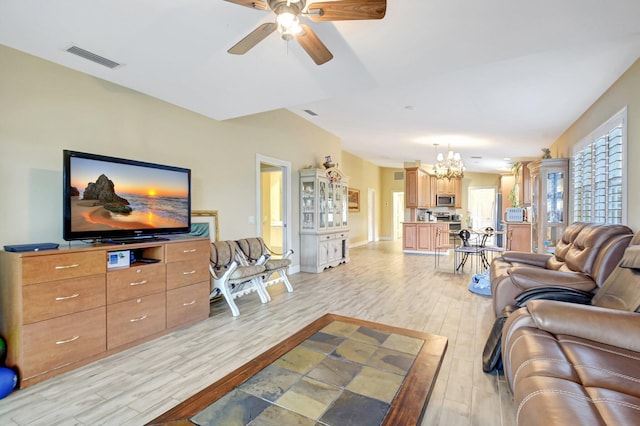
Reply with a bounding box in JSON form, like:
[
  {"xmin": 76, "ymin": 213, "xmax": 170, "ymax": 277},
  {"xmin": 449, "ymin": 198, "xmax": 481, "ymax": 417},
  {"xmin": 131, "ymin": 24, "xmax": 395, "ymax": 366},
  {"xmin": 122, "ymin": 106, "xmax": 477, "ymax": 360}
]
[{"xmin": 495, "ymin": 193, "xmax": 504, "ymax": 247}]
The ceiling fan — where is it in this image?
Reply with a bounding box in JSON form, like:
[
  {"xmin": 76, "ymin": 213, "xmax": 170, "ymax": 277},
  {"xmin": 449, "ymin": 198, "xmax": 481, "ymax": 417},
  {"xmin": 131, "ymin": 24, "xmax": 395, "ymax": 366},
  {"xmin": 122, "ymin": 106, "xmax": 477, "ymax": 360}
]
[{"xmin": 225, "ymin": 0, "xmax": 387, "ymax": 65}]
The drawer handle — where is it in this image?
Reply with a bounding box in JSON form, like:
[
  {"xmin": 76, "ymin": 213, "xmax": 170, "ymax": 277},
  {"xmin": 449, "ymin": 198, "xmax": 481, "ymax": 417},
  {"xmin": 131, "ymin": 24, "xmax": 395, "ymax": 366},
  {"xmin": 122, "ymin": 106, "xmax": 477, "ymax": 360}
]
[
  {"xmin": 56, "ymin": 335, "xmax": 79, "ymax": 345},
  {"xmin": 55, "ymin": 263, "xmax": 79, "ymax": 270},
  {"xmin": 183, "ymin": 300, "xmax": 196, "ymax": 306},
  {"xmin": 130, "ymin": 314, "xmax": 148, "ymax": 323},
  {"xmin": 182, "ymin": 270, "xmax": 196, "ymax": 275},
  {"xmin": 130, "ymin": 280, "xmax": 148, "ymax": 286},
  {"xmin": 183, "ymin": 249, "xmax": 197, "ymax": 253},
  {"xmin": 55, "ymin": 293, "xmax": 79, "ymax": 301}
]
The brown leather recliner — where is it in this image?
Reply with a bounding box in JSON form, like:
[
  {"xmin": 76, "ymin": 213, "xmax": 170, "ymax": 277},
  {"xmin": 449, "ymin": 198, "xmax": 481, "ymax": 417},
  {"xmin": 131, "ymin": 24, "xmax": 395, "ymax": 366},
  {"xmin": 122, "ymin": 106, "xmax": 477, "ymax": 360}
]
[
  {"xmin": 500, "ymin": 235, "xmax": 640, "ymax": 425},
  {"xmin": 490, "ymin": 222, "xmax": 633, "ymax": 316}
]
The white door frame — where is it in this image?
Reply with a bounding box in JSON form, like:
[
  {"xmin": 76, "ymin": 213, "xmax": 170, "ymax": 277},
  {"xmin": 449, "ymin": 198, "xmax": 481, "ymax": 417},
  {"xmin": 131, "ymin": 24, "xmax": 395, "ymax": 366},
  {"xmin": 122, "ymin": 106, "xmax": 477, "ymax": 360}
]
[
  {"xmin": 392, "ymin": 191, "xmax": 405, "ymax": 240},
  {"xmin": 368, "ymin": 188, "xmax": 376, "ymax": 242},
  {"xmin": 256, "ymin": 154, "xmax": 292, "ymax": 256}
]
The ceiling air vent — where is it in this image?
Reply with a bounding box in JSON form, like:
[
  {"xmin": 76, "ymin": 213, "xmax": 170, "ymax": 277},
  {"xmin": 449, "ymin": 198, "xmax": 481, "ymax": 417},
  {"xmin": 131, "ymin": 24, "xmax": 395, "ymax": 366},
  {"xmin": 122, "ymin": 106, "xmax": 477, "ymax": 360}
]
[
  {"xmin": 66, "ymin": 45, "xmax": 121, "ymax": 69},
  {"xmin": 394, "ymin": 171, "xmax": 404, "ymax": 180},
  {"xmin": 304, "ymin": 109, "xmax": 318, "ymax": 116}
]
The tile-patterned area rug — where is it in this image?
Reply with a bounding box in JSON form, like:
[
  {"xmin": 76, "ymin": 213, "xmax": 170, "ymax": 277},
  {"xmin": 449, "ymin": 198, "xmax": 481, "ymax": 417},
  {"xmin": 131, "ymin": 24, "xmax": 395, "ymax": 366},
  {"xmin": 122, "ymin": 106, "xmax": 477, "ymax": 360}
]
[{"xmin": 148, "ymin": 314, "xmax": 447, "ymax": 426}]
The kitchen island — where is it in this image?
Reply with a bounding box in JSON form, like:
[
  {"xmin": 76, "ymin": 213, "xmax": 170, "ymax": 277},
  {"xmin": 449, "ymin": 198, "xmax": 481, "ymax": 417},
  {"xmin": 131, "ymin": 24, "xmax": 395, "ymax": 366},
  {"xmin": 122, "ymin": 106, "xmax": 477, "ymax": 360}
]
[{"xmin": 402, "ymin": 221, "xmax": 461, "ymax": 253}]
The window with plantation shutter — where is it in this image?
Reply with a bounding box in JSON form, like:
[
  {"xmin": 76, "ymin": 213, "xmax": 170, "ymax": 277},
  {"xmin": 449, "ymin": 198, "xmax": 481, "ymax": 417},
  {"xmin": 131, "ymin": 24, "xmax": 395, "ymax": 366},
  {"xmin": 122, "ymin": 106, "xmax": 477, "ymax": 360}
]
[{"xmin": 572, "ymin": 107, "xmax": 626, "ymax": 224}]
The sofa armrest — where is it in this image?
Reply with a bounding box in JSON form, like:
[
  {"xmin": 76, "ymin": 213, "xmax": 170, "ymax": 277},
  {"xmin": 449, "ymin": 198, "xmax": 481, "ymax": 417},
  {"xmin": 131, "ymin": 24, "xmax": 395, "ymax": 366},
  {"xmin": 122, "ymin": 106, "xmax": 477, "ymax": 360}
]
[
  {"xmin": 501, "ymin": 251, "xmax": 551, "ymax": 267},
  {"xmin": 508, "ymin": 268, "xmax": 597, "ymax": 291},
  {"xmin": 514, "ymin": 286, "xmax": 594, "ymax": 306},
  {"xmin": 527, "ymin": 300, "xmax": 640, "ymax": 352}
]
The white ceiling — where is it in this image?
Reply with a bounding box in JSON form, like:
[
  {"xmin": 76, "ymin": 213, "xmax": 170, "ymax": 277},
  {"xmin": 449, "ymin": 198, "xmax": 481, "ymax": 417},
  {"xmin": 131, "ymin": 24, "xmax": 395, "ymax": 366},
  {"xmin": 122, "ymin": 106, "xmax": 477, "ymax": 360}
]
[{"xmin": 2, "ymin": 0, "xmax": 640, "ymax": 173}]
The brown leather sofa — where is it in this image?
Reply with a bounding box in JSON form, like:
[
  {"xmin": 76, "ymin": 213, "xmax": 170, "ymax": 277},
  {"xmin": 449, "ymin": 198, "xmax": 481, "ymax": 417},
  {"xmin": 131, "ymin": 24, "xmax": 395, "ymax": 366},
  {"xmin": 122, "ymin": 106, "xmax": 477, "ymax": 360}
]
[
  {"xmin": 500, "ymin": 237, "xmax": 640, "ymax": 425},
  {"xmin": 490, "ymin": 222, "xmax": 633, "ymax": 316}
]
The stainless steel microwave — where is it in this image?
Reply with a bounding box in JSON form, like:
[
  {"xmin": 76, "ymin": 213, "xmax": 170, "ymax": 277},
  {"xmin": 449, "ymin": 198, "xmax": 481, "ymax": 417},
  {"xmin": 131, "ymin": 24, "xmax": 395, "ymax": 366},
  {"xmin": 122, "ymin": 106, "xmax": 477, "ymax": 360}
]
[{"xmin": 436, "ymin": 194, "xmax": 455, "ymax": 207}]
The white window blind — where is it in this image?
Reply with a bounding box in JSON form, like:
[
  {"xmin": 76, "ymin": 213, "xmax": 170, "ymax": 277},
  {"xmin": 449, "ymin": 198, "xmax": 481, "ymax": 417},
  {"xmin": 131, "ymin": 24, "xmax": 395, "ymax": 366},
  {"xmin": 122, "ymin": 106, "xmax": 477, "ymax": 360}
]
[{"xmin": 572, "ymin": 107, "xmax": 626, "ymax": 224}]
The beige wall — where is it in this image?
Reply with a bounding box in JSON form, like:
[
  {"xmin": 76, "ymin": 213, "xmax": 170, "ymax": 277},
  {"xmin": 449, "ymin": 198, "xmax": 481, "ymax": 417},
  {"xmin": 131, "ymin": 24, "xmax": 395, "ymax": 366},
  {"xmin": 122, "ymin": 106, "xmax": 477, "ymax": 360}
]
[
  {"xmin": 339, "ymin": 151, "xmax": 382, "ymax": 245},
  {"xmin": 550, "ymin": 58, "xmax": 640, "ymax": 231},
  {"xmin": 0, "ymin": 45, "xmax": 346, "ymax": 268}
]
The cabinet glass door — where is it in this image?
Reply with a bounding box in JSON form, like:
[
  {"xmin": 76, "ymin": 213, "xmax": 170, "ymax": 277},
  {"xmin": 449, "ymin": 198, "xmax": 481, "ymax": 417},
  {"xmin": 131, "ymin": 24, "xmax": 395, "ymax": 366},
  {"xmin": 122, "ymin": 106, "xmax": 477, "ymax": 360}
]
[
  {"xmin": 334, "ymin": 184, "xmax": 341, "ymax": 229},
  {"xmin": 301, "ymin": 179, "xmax": 315, "ymax": 230},
  {"xmin": 319, "ymin": 180, "xmax": 327, "ymax": 229},
  {"xmin": 328, "ymin": 182, "xmax": 335, "ymax": 227},
  {"xmin": 546, "ymin": 171, "xmax": 564, "ymax": 223},
  {"xmin": 342, "ymin": 186, "xmax": 348, "ymax": 226}
]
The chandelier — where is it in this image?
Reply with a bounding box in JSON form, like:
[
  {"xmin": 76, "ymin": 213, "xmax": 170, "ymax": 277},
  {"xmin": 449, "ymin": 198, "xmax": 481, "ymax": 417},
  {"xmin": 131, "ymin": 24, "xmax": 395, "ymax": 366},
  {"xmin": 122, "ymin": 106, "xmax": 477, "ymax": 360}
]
[{"xmin": 433, "ymin": 144, "xmax": 465, "ymax": 180}]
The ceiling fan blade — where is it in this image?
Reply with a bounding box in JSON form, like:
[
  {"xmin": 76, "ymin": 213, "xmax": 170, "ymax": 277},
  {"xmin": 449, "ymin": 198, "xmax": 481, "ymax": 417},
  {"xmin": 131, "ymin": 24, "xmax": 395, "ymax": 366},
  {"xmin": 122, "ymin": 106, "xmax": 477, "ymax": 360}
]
[
  {"xmin": 306, "ymin": 0, "xmax": 386, "ymax": 21},
  {"xmin": 223, "ymin": 0, "xmax": 269, "ymax": 11},
  {"xmin": 228, "ymin": 22, "xmax": 277, "ymax": 55},
  {"xmin": 295, "ymin": 24, "xmax": 333, "ymax": 65}
]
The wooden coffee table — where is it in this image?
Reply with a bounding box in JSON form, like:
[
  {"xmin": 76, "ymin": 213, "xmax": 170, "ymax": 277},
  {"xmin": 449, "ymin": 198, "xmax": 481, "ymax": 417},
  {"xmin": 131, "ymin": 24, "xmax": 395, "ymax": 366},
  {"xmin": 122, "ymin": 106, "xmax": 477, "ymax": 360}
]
[{"xmin": 148, "ymin": 313, "xmax": 447, "ymax": 426}]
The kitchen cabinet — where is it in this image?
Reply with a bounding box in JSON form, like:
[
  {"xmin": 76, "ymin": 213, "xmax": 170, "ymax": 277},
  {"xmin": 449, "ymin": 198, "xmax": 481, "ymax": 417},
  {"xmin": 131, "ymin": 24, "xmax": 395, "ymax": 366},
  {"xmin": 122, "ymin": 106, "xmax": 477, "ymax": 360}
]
[
  {"xmin": 528, "ymin": 158, "xmax": 569, "ymax": 254},
  {"xmin": 434, "ymin": 177, "xmax": 462, "ymax": 208},
  {"xmin": 403, "ymin": 222, "xmax": 449, "ymax": 252},
  {"xmin": 300, "ymin": 167, "xmax": 349, "ymax": 273},
  {"xmin": 505, "ymin": 222, "xmax": 532, "ymax": 252},
  {"xmin": 404, "ymin": 167, "xmax": 432, "ymax": 208}
]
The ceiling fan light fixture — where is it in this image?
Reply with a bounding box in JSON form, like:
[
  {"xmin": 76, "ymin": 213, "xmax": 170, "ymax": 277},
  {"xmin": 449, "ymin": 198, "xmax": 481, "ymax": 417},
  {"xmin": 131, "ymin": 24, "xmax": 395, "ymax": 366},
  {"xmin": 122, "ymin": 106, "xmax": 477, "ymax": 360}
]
[{"xmin": 276, "ymin": 11, "xmax": 298, "ymax": 27}]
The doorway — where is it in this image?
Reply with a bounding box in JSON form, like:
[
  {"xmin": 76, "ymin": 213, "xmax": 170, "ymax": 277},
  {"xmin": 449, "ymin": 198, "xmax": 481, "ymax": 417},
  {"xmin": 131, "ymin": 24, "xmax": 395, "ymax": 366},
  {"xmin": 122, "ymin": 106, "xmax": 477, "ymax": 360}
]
[
  {"xmin": 392, "ymin": 192, "xmax": 405, "ymax": 240},
  {"xmin": 256, "ymin": 155, "xmax": 291, "ymax": 257},
  {"xmin": 468, "ymin": 186, "xmax": 498, "ymax": 242}
]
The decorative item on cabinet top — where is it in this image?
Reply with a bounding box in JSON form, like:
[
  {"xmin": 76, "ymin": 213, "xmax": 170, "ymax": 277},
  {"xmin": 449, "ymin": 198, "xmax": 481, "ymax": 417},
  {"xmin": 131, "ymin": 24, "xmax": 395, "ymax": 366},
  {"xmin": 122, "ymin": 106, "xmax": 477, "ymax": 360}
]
[{"xmin": 323, "ymin": 155, "xmax": 335, "ymax": 169}]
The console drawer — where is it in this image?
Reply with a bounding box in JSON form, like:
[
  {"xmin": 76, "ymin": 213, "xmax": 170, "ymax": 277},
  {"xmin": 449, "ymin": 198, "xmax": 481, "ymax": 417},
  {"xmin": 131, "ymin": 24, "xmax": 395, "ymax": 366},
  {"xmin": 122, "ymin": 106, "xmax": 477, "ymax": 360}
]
[
  {"xmin": 106, "ymin": 263, "xmax": 166, "ymax": 304},
  {"xmin": 107, "ymin": 292, "xmax": 166, "ymax": 350},
  {"xmin": 22, "ymin": 251, "xmax": 105, "ymax": 285},
  {"xmin": 166, "ymin": 281, "xmax": 210, "ymax": 329},
  {"xmin": 165, "ymin": 240, "xmax": 210, "ymax": 263},
  {"xmin": 23, "ymin": 274, "xmax": 106, "ymax": 324},
  {"xmin": 166, "ymin": 259, "xmax": 209, "ymax": 290},
  {"xmin": 22, "ymin": 307, "xmax": 106, "ymax": 379}
]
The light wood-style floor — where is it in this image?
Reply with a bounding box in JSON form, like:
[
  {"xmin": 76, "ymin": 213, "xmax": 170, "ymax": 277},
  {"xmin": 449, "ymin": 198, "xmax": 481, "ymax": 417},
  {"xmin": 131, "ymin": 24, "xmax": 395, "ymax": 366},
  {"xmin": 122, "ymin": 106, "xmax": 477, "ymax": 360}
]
[{"xmin": 0, "ymin": 240, "xmax": 516, "ymax": 426}]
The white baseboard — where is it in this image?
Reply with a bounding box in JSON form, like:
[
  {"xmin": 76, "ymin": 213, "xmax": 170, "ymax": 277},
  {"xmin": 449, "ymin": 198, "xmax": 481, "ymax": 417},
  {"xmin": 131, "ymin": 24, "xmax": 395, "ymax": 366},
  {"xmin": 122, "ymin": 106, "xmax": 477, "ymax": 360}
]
[{"xmin": 289, "ymin": 264, "xmax": 300, "ymax": 274}]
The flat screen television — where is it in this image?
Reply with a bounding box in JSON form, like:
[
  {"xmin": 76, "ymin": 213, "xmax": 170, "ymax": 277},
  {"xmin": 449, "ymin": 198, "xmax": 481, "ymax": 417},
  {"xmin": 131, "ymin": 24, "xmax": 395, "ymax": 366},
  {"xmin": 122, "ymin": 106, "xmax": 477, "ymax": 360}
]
[{"xmin": 63, "ymin": 150, "xmax": 191, "ymax": 243}]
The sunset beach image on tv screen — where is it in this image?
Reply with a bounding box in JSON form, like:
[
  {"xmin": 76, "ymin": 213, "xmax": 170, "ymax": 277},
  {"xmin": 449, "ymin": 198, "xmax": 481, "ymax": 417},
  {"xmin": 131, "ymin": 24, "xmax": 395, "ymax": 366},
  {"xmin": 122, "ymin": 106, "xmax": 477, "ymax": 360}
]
[{"xmin": 68, "ymin": 156, "xmax": 190, "ymax": 233}]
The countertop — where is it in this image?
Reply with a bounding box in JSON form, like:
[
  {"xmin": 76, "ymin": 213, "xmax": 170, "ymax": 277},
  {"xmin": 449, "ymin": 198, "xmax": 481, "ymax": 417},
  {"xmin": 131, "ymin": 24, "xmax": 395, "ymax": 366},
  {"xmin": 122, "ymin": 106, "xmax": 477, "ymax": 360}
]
[{"xmin": 402, "ymin": 221, "xmax": 462, "ymax": 225}]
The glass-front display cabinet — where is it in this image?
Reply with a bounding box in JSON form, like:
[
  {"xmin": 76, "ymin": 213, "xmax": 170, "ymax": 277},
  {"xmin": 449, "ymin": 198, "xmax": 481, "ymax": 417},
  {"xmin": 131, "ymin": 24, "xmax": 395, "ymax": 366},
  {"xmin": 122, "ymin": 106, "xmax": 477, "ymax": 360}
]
[
  {"xmin": 300, "ymin": 167, "xmax": 349, "ymax": 232},
  {"xmin": 300, "ymin": 167, "xmax": 349, "ymax": 273},
  {"xmin": 528, "ymin": 158, "xmax": 569, "ymax": 254}
]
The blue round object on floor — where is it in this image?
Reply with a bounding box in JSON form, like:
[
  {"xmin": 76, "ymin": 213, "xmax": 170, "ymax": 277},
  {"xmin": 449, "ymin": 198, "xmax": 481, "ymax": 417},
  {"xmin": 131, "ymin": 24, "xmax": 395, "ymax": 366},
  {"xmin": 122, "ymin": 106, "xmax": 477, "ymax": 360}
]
[{"xmin": 0, "ymin": 367, "xmax": 17, "ymax": 399}]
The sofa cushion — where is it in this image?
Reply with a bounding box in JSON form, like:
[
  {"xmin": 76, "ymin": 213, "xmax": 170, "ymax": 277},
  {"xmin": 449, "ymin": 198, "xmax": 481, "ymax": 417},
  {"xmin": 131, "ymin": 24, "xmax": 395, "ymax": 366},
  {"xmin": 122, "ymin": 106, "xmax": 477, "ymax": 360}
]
[
  {"xmin": 546, "ymin": 222, "xmax": 589, "ymax": 270},
  {"xmin": 229, "ymin": 264, "xmax": 266, "ymax": 281},
  {"xmin": 210, "ymin": 240, "xmax": 238, "ymax": 267},
  {"xmin": 508, "ymin": 328, "xmax": 640, "ymax": 426},
  {"xmin": 564, "ymin": 223, "xmax": 634, "ymax": 276},
  {"xmin": 236, "ymin": 237, "xmax": 265, "ymax": 262},
  {"xmin": 264, "ymin": 258, "xmax": 292, "ymax": 271}
]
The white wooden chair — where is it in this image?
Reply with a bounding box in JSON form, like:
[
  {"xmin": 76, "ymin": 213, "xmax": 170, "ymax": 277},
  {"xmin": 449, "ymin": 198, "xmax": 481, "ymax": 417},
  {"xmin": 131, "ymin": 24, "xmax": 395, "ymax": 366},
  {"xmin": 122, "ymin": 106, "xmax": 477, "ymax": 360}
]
[
  {"xmin": 209, "ymin": 240, "xmax": 270, "ymax": 316},
  {"xmin": 236, "ymin": 237, "xmax": 294, "ymax": 293}
]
